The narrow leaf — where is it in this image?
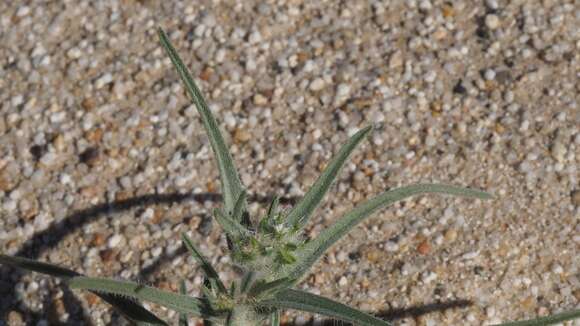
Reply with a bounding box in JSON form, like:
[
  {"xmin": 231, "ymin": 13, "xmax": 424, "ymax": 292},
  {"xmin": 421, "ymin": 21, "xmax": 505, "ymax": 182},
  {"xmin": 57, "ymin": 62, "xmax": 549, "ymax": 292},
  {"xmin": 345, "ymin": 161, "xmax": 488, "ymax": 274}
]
[
  {"xmin": 213, "ymin": 208, "xmax": 251, "ymax": 239},
  {"xmin": 181, "ymin": 233, "xmax": 227, "ymax": 294},
  {"xmin": 0, "ymin": 254, "xmax": 79, "ymax": 278},
  {"xmin": 286, "ymin": 184, "xmax": 492, "ymax": 280},
  {"xmin": 158, "ymin": 28, "xmax": 245, "ymax": 214},
  {"xmin": 99, "ymin": 294, "xmax": 168, "ymax": 325},
  {"xmin": 179, "ymin": 280, "xmax": 189, "ymax": 326},
  {"xmin": 285, "ymin": 126, "xmax": 373, "ymax": 229},
  {"xmin": 267, "ymin": 195, "xmax": 280, "ymax": 220},
  {"xmin": 231, "ymin": 190, "xmax": 247, "ymax": 222},
  {"xmin": 240, "ymin": 270, "xmax": 256, "ymax": 293},
  {"xmin": 495, "ymin": 308, "xmax": 580, "ymax": 326},
  {"xmin": 260, "ymin": 288, "xmax": 390, "ymax": 326},
  {"xmin": 68, "ymin": 276, "xmax": 212, "ymax": 319},
  {"xmin": 248, "ymin": 277, "xmax": 295, "ymax": 298},
  {"xmin": 0, "ymin": 255, "xmax": 167, "ymax": 325},
  {"xmin": 270, "ymin": 310, "xmax": 280, "ymax": 326}
]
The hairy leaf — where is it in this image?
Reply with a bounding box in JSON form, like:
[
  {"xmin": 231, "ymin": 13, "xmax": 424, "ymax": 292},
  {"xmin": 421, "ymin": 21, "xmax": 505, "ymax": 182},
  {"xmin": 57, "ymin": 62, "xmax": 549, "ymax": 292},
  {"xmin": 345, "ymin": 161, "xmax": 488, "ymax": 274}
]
[
  {"xmin": 260, "ymin": 288, "xmax": 390, "ymax": 326},
  {"xmin": 248, "ymin": 277, "xmax": 295, "ymax": 299},
  {"xmin": 68, "ymin": 276, "xmax": 213, "ymax": 320},
  {"xmin": 495, "ymin": 308, "xmax": 580, "ymax": 326},
  {"xmin": 285, "ymin": 126, "xmax": 373, "ymax": 229},
  {"xmin": 213, "ymin": 208, "xmax": 250, "ymax": 240},
  {"xmin": 0, "ymin": 255, "xmax": 167, "ymax": 325},
  {"xmin": 158, "ymin": 28, "xmax": 245, "ymax": 215},
  {"xmin": 182, "ymin": 233, "xmax": 226, "ymax": 293},
  {"xmin": 179, "ymin": 280, "xmax": 189, "ymax": 326},
  {"xmin": 286, "ymin": 184, "xmax": 492, "ymax": 280}
]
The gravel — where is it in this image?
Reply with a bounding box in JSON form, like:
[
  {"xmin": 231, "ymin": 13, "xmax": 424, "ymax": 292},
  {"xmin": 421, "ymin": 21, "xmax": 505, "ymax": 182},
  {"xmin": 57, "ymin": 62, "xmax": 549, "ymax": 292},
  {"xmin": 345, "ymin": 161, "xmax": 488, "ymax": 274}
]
[{"xmin": 1, "ymin": 1, "xmax": 579, "ymax": 325}]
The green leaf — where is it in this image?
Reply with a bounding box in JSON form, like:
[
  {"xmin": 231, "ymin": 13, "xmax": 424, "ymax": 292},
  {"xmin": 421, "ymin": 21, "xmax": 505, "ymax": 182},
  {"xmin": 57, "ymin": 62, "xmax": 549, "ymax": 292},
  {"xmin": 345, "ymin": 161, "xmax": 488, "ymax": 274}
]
[
  {"xmin": 68, "ymin": 276, "xmax": 213, "ymax": 320},
  {"xmin": 240, "ymin": 270, "xmax": 256, "ymax": 293},
  {"xmin": 157, "ymin": 28, "xmax": 245, "ymax": 215},
  {"xmin": 260, "ymin": 288, "xmax": 390, "ymax": 326},
  {"xmin": 0, "ymin": 255, "xmax": 167, "ymax": 325},
  {"xmin": 270, "ymin": 310, "xmax": 280, "ymax": 326},
  {"xmin": 285, "ymin": 126, "xmax": 373, "ymax": 229},
  {"xmin": 179, "ymin": 280, "xmax": 189, "ymax": 326},
  {"xmin": 495, "ymin": 308, "xmax": 580, "ymax": 326},
  {"xmin": 99, "ymin": 294, "xmax": 168, "ymax": 325},
  {"xmin": 213, "ymin": 208, "xmax": 251, "ymax": 239},
  {"xmin": 0, "ymin": 254, "xmax": 79, "ymax": 278},
  {"xmin": 286, "ymin": 184, "xmax": 492, "ymax": 280},
  {"xmin": 267, "ymin": 195, "xmax": 280, "ymax": 220},
  {"xmin": 248, "ymin": 277, "xmax": 295, "ymax": 299},
  {"xmin": 231, "ymin": 190, "xmax": 247, "ymax": 222},
  {"xmin": 181, "ymin": 233, "xmax": 227, "ymax": 294}
]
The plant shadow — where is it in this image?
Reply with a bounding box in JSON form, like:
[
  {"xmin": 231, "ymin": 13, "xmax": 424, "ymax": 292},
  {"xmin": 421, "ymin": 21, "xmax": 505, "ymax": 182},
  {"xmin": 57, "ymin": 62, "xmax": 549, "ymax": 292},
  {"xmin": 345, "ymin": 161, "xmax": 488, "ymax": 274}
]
[
  {"xmin": 1, "ymin": 191, "xmax": 472, "ymax": 325},
  {"xmin": 1, "ymin": 191, "xmax": 290, "ymax": 325},
  {"xmin": 280, "ymin": 299, "xmax": 473, "ymax": 325}
]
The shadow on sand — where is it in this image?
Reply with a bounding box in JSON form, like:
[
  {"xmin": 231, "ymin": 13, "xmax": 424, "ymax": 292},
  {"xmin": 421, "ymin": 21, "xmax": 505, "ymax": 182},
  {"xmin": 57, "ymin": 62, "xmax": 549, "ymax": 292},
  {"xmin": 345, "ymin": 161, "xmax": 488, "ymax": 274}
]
[{"xmin": 1, "ymin": 192, "xmax": 471, "ymax": 325}]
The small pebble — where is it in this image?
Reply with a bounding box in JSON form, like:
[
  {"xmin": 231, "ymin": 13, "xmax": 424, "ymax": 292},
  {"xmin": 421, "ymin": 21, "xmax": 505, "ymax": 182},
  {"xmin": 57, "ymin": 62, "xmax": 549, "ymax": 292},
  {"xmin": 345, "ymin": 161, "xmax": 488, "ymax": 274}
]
[
  {"xmin": 107, "ymin": 234, "xmax": 125, "ymax": 249},
  {"xmin": 309, "ymin": 78, "xmax": 325, "ymax": 91},
  {"xmin": 571, "ymin": 190, "xmax": 580, "ymax": 206},
  {"xmin": 485, "ymin": 14, "xmax": 501, "ymax": 30}
]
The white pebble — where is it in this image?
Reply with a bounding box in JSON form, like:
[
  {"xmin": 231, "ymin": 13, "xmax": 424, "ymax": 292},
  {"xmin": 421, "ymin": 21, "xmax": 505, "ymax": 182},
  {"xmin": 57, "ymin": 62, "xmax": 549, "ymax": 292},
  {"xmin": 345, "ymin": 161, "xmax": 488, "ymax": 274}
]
[
  {"xmin": 95, "ymin": 73, "xmax": 113, "ymax": 89},
  {"xmin": 309, "ymin": 78, "xmax": 325, "ymax": 91},
  {"xmin": 16, "ymin": 6, "xmax": 30, "ymax": 17},
  {"xmin": 107, "ymin": 234, "xmax": 125, "ymax": 248},
  {"xmin": 334, "ymin": 83, "xmax": 351, "ymax": 104},
  {"xmin": 551, "ymin": 142, "xmax": 567, "ymax": 163},
  {"xmin": 485, "ymin": 0, "xmax": 499, "ymax": 9},
  {"xmin": 424, "ymin": 70, "xmax": 437, "ymax": 83},
  {"xmin": 484, "ymin": 69, "xmax": 496, "ymax": 80},
  {"xmin": 486, "ymin": 306, "xmax": 496, "ymax": 318},
  {"xmin": 248, "ymin": 30, "xmax": 262, "ymax": 44},
  {"xmin": 485, "ymin": 14, "xmax": 500, "ymax": 30},
  {"xmin": 338, "ymin": 276, "xmax": 348, "ymax": 287}
]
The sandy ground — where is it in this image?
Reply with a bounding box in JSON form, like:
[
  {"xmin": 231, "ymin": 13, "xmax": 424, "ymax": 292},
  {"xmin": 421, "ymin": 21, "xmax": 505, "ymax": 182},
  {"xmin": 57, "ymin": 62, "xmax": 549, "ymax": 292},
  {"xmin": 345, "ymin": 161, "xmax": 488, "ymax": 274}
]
[{"xmin": 0, "ymin": 1, "xmax": 579, "ymax": 325}]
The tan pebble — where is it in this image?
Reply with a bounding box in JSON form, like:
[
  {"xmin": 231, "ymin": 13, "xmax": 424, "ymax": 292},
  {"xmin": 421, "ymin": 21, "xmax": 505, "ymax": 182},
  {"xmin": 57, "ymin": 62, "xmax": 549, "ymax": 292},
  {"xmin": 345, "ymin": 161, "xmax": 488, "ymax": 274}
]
[
  {"xmin": 53, "ymin": 134, "xmax": 66, "ymax": 151},
  {"xmin": 92, "ymin": 233, "xmax": 106, "ymax": 246},
  {"xmin": 85, "ymin": 128, "xmax": 103, "ymax": 143},
  {"xmin": 389, "ymin": 50, "xmax": 404, "ymax": 69},
  {"xmin": 571, "ymin": 190, "xmax": 580, "ymax": 206},
  {"xmin": 7, "ymin": 311, "xmax": 25, "ymax": 326},
  {"xmin": 206, "ymin": 180, "xmax": 217, "ymax": 193},
  {"xmin": 366, "ymin": 247, "xmax": 382, "ymax": 263},
  {"xmin": 494, "ymin": 123, "xmax": 505, "ymax": 134},
  {"xmin": 53, "ymin": 297, "xmax": 66, "ymax": 316},
  {"xmin": 296, "ymin": 52, "xmax": 308, "ymax": 63},
  {"xmin": 537, "ymin": 306, "xmax": 549, "ymax": 317},
  {"xmin": 234, "ymin": 128, "xmax": 251, "ymax": 143},
  {"xmin": 199, "ymin": 66, "xmax": 213, "ymax": 81},
  {"xmin": 115, "ymin": 190, "xmax": 132, "ymax": 201},
  {"xmin": 21, "ymin": 198, "xmax": 39, "ymax": 220},
  {"xmin": 432, "ymin": 27, "xmax": 448, "ymax": 40},
  {"xmin": 151, "ymin": 208, "xmax": 164, "ymax": 224},
  {"xmin": 80, "ymin": 185, "xmax": 100, "ymax": 199},
  {"xmin": 417, "ymin": 240, "xmax": 431, "ymax": 255},
  {"xmin": 444, "ymin": 228, "xmax": 458, "ymax": 243},
  {"xmin": 314, "ymin": 273, "xmax": 325, "ymax": 285},
  {"xmin": 81, "ymin": 97, "xmax": 96, "ymax": 111},
  {"xmin": 360, "ymin": 277, "xmax": 370, "ymax": 289},
  {"xmin": 573, "ymin": 289, "xmax": 580, "ymax": 301},
  {"xmin": 442, "ymin": 4, "xmax": 455, "ymax": 17},
  {"xmin": 0, "ymin": 169, "xmax": 17, "ymax": 191},
  {"xmin": 521, "ymin": 296, "xmax": 535, "ymax": 309},
  {"xmin": 99, "ymin": 249, "xmax": 117, "ymax": 263},
  {"xmin": 253, "ymin": 93, "xmax": 268, "ymax": 106},
  {"xmin": 85, "ymin": 292, "xmax": 100, "ymax": 306}
]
